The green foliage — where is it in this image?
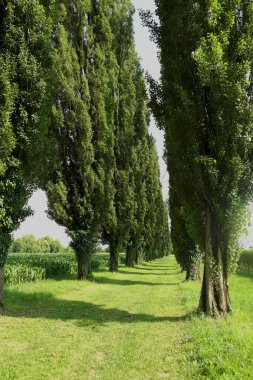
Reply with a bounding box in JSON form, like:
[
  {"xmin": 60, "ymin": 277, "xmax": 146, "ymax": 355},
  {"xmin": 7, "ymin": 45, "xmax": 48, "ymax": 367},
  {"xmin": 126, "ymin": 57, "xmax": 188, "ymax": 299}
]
[
  {"xmin": 48, "ymin": 238, "xmax": 65, "ymax": 253},
  {"xmin": 132, "ymin": 68, "xmax": 170, "ymax": 263},
  {"xmin": 10, "ymin": 235, "xmax": 37, "ymax": 253},
  {"xmin": 0, "ymin": 55, "xmax": 16, "ymax": 176},
  {"xmin": 0, "ymin": 0, "xmax": 52, "ymax": 269},
  {"xmin": 103, "ymin": 3, "xmax": 170, "ymax": 268},
  {"xmin": 46, "ymin": 0, "xmax": 122, "ymax": 278},
  {"xmin": 170, "ymin": 186, "xmax": 201, "ymax": 279},
  {"xmin": 0, "ymin": 169, "xmax": 32, "ymax": 266},
  {"xmin": 7, "ymin": 253, "xmax": 77, "ymax": 278},
  {"xmin": 143, "ymin": 137, "xmax": 170, "ymax": 261},
  {"xmin": 87, "ymin": 0, "xmax": 117, "ymax": 230},
  {"xmin": 104, "ymin": 0, "xmax": 139, "ymax": 267},
  {"xmin": 46, "ymin": 12, "xmax": 96, "ymax": 275},
  {"xmin": 6, "ymin": 252, "xmax": 124, "ymax": 281},
  {"xmin": 5, "ymin": 265, "xmax": 45, "ymax": 286},
  {"xmin": 144, "ymin": 0, "xmax": 253, "ymax": 314},
  {"xmin": 238, "ymin": 249, "xmax": 253, "ymax": 271},
  {"xmin": 1, "ymin": 0, "xmax": 169, "ymax": 283},
  {"xmin": 9, "ymin": 235, "xmax": 66, "ymax": 254}
]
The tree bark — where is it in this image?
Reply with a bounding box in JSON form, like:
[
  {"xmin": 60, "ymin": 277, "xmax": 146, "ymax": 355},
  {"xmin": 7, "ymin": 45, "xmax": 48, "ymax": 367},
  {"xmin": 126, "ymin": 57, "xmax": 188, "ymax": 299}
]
[
  {"xmin": 186, "ymin": 255, "xmax": 201, "ymax": 281},
  {"xmin": 126, "ymin": 246, "xmax": 135, "ymax": 267},
  {"xmin": 134, "ymin": 250, "xmax": 140, "ymax": 266},
  {"xmin": 0, "ymin": 267, "xmax": 4, "ymax": 315},
  {"xmin": 199, "ymin": 207, "xmax": 231, "ymax": 317},
  {"xmin": 74, "ymin": 242, "xmax": 93, "ymax": 280},
  {"xmin": 185, "ymin": 267, "xmax": 191, "ymax": 281},
  {"xmin": 76, "ymin": 256, "xmax": 92, "ymax": 280},
  {"xmin": 193, "ymin": 256, "xmax": 201, "ymax": 281},
  {"xmin": 109, "ymin": 242, "xmax": 119, "ymax": 272}
]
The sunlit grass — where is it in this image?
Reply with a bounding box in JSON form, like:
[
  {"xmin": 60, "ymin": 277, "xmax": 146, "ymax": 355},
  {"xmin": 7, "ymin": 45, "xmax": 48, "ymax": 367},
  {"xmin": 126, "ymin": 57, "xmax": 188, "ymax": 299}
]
[{"xmin": 0, "ymin": 256, "xmax": 252, "ymax": 379}]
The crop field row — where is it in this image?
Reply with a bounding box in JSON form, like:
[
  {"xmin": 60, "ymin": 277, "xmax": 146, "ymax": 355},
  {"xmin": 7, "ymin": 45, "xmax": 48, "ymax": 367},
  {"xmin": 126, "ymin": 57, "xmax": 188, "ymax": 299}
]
[{"xmin": 5, "ymin": 253, "xmax": 125, "ymax": 285}]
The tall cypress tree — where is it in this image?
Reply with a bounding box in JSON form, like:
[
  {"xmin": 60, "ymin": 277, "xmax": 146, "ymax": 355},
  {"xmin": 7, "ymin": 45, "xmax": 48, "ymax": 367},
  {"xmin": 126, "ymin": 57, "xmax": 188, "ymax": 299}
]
[
  {"xmin": 143, "ymin": 136, "xmax": 170, "ymax": 262},
  {"xmin": 125, "ymin": 66, "xmax": 171, "ymax": 267},
  {"xmin": 125, "ymin": 65, "xmax": 150, "ymax": 267},
  {"xmin": 104, "ymin": 0, "xmax": 138, "ymax": 272},
  {"xmin": 46, "ymin": 0, "xmax": 119, "ymax": 279},
  {"xmin": 47, "ymin": 23, "xmax": 95, "ymax": 279},
  {"xmin": 0, "ymin": 0, "xmax": 51, "ymax": 313},
  {"xmin": 144, "ymin": 1, "xmax": 253, "ymax": 316},
  {"xmin": 87, "ymin": 0, "xmax": 118, "ymax": 252},
  {"xmin": 125, "ymin": 141, "xmax": 148, "ymax": 267},
  {"xmin": 104, "ymin": 1, "xmax": 171, "ymax": 271}
]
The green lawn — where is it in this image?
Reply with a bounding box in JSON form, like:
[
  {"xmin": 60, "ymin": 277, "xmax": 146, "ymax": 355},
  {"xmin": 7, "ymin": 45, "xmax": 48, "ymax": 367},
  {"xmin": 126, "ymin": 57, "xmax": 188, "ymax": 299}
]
[{"xmin": 0, "ymin": 256, "xmax": 252, "ymax": 379}]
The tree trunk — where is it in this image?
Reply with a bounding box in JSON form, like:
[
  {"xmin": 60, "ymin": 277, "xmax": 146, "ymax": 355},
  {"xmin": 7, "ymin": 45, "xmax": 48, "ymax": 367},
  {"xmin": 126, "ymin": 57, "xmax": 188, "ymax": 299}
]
[
  {"xmin": 199, "ymin": 208, "xmax": 231, "ymax": 317},
  {"xmin": 181, "ymin": 258, "xmax": 187, "ymax": 273},
  {"xmin": 74, "ymin": 242, "xmax": 93, "ymax": 280},
  {"xmin": 134, "ymin": 249, "xmax": 140, "ymax": 266},
  {"xmin": 185, "ymin": 267, "xmax": 191, "ymax": 281},
  {"xmin": 0, "ymin": 267, "xmax": 4, "ymax": 315},
  {"xmin": 186, "ymin": 255, "xmax": 201, "ymax": 281},
  {"xmin": 77, "ymin": 256, "xmax": 92, "ymax": 280},
  {"xmin": 125, "ymin": 251, "xmax": 132, "ymax": 267},
  {"xmin": 126, "ymin": 246, "xmax": 134, "ymax": 267},
  {"xmin": 192, "ymin": 256, "xmax": 201, "ymax": 281},
  {"xmin": 110, "ymin": 242, "xmax": 119, "ymax": 272}
]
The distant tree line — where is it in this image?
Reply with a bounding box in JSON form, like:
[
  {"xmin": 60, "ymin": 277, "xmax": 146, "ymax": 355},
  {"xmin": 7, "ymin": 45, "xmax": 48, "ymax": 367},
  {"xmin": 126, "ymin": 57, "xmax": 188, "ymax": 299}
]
[
  {"xmin": 0, "ymin": 0, "xmax": 170, "ymax": 313},
  {"xmin": 9, "ymin": 235, "xmax": 72, "ymax": 254}
]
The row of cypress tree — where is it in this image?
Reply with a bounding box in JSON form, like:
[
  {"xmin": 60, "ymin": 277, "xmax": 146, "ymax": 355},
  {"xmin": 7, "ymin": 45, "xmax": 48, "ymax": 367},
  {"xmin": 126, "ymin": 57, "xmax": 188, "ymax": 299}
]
[
  {"xmin": 143, "ymin": 1, "xmax": 253, "ymax": 317},
  {"xmin": 0, "ymin": 0, "xmax": 170, "ymax": 313}
]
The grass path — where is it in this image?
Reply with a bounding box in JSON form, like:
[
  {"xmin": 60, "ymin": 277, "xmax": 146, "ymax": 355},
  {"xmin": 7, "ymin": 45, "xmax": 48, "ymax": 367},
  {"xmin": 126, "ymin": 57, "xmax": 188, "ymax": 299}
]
[
  {"xmin": 0, "ymin": 255, "xmax": 253, "ymax": 379},
  {"xmin": 0, "ymin": 256, "xmax": 192, "ymax": 380}
]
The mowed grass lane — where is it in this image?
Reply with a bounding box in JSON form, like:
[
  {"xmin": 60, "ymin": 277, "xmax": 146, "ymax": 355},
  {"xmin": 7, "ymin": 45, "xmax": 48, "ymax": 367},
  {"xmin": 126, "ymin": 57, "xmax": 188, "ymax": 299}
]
[
  {"xmin": 0, "ymin": 256, "xmax": 189, "ymax": 379},
  {"xmin": 0, "ymin": 256, "xmax": 252, "ymax": 379}
]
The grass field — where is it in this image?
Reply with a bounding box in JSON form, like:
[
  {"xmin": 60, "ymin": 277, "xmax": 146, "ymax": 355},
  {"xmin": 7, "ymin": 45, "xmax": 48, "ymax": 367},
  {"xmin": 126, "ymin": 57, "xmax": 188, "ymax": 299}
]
[{"xmin": 0, "ymin": 256, "xmax": 252, "ymax": 379}]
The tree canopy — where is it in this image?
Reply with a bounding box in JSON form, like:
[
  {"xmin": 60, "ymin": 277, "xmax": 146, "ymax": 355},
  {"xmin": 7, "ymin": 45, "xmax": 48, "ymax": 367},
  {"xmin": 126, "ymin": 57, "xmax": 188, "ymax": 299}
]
[{"xmin": 0, "ymin": 0, "xmax": 52, "ymax": 312}]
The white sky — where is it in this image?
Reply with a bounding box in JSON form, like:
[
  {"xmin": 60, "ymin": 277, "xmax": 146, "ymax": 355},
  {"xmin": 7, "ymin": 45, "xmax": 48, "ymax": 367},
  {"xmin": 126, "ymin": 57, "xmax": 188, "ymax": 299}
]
[
  {"xmin": 14, "ymin": 190, "xmax": 70, "ymax": 246},
  {"xmin": 13, "ymin": 0, "xmax": 252, "ymax": 248}
]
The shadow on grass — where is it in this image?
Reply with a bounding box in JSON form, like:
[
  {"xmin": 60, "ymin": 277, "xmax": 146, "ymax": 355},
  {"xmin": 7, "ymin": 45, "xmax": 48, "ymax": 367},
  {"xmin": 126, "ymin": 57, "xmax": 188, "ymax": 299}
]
[
  {"xmin": 140, "ymin": 265, "xmax": 178, "ymax": 270},
  {"xmin": 118, "ymin": 270, "xmax": 182, "ymax": 276},
  {"xmin": 4, "ymin": 289, "xmax": 192, "ymax": 325},
  {"xmin": 95, "ymin": 276, "xmax": 182, "ymax": 286},
  {"xmin": 44, "ymin": 274, "xmax": 182, "ymax": 286},
  {"xmin": 43, "ymin": 267, "xmax": 116, "ymax": 282},
  {"xmin": 236, "ymin": 271, "xmax": 253, "ymax": 282}
]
